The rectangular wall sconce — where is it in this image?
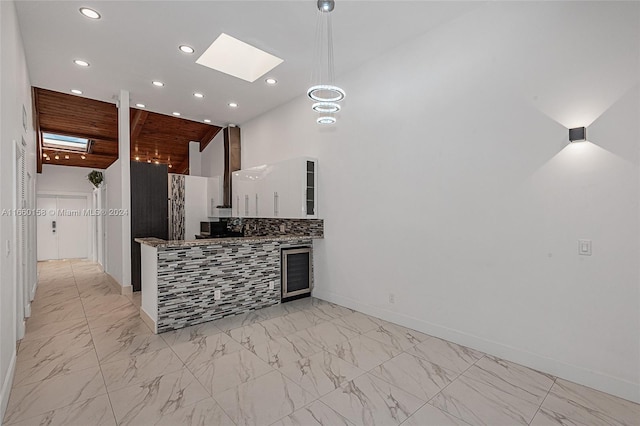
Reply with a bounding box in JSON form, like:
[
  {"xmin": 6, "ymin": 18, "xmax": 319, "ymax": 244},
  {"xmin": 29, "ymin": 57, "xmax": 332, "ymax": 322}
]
[{"xmin": 569, "ymin": 127, "xmax": 586, "ymax": 142}]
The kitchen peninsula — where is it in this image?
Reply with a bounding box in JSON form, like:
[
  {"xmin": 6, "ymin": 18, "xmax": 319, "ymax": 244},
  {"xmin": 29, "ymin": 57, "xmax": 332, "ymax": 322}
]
[{"xmin": 135, "ymin": 219, "xmax": 323, "ymax": 334}]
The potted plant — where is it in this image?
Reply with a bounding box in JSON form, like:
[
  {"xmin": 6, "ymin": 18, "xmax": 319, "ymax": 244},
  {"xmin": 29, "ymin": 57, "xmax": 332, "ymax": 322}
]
[{"xmin": 87, "ymin": 170, "xmax": 104, "ymax": 188}]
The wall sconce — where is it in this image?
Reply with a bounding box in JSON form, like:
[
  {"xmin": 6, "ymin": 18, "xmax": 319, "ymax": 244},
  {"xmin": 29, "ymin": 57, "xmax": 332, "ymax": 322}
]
[{"xmin": 569, "ymin": 127, "xmax": 586, "ymax": 142}]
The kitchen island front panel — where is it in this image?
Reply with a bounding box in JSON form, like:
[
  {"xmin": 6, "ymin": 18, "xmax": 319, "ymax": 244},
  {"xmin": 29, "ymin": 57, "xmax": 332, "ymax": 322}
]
[{"xmin": 138, "ymin": 237, "xmax": 313, "ymax": 333}]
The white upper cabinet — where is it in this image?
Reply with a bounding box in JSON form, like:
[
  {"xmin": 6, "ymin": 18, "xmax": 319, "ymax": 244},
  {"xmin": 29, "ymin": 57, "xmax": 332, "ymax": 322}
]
[
  {"xmin": 206, "ymin": 176, "xmax": 222, "ymax": 217},
  {"xmin": 232, "ymin": 157, "xmax": 318, "ymax": 219}
]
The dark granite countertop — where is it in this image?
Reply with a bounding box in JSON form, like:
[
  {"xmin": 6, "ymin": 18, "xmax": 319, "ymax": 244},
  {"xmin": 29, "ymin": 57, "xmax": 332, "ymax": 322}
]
[{"xmin": 134, "ymin": 234, "xmax": 319, "ymax": 248}]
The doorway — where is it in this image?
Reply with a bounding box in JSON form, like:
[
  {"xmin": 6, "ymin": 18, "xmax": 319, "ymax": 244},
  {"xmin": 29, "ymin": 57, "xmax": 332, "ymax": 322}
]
[{"xmin": 36, "ymin": 194, "xmax": 90, "ymax": 261}]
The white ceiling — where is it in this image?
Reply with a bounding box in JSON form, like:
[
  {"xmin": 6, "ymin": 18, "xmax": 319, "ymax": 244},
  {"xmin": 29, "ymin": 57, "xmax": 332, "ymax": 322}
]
[{"xmin": 15, "ymin": 1, "xmax": 478, "ymax": 127}]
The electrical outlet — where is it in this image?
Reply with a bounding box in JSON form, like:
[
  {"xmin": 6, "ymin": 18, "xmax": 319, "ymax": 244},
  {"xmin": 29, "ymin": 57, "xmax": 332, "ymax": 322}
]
[
  {"xmin": 279, "ymin": 224, "xmax": 286, "ymax": 233},
  {"xmin": 389, "ymin": 293, "xmax": 395, "ymax": 304},
  {"xmin": 269, "ymin": 281, "xmax": 275, "ymax": 290},
  {"xmin": 214, "ymin": 289, "xmax": 221, "ymax": 300}
]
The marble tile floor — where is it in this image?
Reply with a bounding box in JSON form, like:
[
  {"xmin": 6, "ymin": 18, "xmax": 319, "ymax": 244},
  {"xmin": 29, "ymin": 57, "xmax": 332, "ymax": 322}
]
[{"xmin": 3, "ymin": 260, "xmax": 639, "ymax": 426}]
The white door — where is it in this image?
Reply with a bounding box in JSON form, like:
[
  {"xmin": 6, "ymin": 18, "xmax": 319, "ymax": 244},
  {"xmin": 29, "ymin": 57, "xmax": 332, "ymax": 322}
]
[
  {"xmin": 36, "ymin": 196, "xmax": 58, "ymax": 261},
  {"xmin": 37, "ymin": 195, "xmax": 89, "ymax": 260},
  {"xmin": 58, "ymin": 197, "xmax": 88, "ymax": 259}
]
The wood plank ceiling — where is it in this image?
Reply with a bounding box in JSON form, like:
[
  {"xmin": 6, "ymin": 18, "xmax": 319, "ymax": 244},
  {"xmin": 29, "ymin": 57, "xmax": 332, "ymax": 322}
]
[{"xmin": 34, "ymin": 88, "xmax": 222, "ymax": 174}]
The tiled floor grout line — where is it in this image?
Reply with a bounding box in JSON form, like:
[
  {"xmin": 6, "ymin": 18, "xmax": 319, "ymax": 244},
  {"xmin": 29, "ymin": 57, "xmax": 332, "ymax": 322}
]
[
  {"xmin": 70, "ymin": 261, "xmax": 120, "ymax": 426},
  {"xmin": 159, "ymin": 331, "xmax": 241, "ymax": 426},
  {"xmin": 417, "ymin": 354, "xmax": 488, "ymax": 425},
  {"xmin": 527, "ymin": 377, "xmax": 557, "ymax": 425}
]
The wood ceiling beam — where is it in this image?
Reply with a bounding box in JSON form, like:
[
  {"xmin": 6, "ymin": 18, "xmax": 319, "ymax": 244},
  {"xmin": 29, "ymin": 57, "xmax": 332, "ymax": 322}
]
[
  {"xmin": 39, "ymin": 127, "xmax": 118, "ymax": 143},
  {"xmin": 199, "ymin": 126, "xmax": 222, "ymax": 152},
  {"xmin": 130, "ymin": 110, "xmax": 149, "ymax": 144},
  {"xmin": 174, "ymin": 156, "xmax": 190, "ymax": 175}
]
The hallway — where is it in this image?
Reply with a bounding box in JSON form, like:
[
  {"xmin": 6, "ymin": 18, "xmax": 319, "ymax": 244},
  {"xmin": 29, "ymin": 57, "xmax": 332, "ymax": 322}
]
[{"xmin": 3, "ymin": 260, "xmax": 639, "ymax": 425}]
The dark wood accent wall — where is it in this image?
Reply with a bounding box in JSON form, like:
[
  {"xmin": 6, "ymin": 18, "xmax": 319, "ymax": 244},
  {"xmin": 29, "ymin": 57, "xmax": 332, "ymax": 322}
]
[
  {"xmin": 223, "ymin": 126, "xmax": 241, "ymax": 207},
  {"xmin": 130, "ymin": 161, "xmax": 168, "ymax": 291}
]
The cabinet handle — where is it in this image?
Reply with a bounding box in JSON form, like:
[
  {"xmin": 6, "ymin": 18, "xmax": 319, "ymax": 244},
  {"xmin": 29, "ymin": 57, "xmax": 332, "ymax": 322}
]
[
  {"xmin": 255, "ymin": 194, "xmax": 258, "ymax": 216},
  {"xmin": 236, "ymin": 195, "xmax": 239, "ymax": 216},
  {"xmin": 244, "ymin": 195, "xmax": 249, "ymax": 216}
]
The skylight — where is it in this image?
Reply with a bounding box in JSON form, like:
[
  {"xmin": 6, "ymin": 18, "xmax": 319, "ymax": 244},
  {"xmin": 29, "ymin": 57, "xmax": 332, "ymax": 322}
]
[
  {"xmin": 42, "ymin": 133, "xmax": 89, "ymax": 152},
  {"xmin": 196, "ymin": 33, "xmax": 284, "ymax": 83}
]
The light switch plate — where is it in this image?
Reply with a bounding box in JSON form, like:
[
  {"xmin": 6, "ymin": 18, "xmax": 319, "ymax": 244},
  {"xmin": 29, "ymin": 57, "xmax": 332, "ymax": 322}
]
[
  {"xmin": 269, "ymin": 281, "xmax": 275, "ymax": 290},
  {"xmin": 578, "ymin": 239, "xmax": 592, "ymax": 256},
  {"xmin": 214, "ymin": 289, "xmax": 221, "ymax": 300}
]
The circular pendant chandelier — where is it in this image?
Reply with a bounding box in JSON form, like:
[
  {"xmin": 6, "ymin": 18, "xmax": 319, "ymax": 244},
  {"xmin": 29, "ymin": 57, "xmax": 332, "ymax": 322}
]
[{"xmin": 308, "ymin": 0, "xmax": 345, "ymax": 125}]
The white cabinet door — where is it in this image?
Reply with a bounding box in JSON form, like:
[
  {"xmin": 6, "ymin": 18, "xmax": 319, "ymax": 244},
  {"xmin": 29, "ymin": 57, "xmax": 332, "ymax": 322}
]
[
  {"xmin": 232, "ymin": 171, "xmax": 244, "ymax": 217},
  {"xmin": 207, "ymin": 176, "xmax": 222, "ymax": 217},
  {"xmin": 257, "ymin": 167, "xmax": 274, "ymax": 218},
  {"xmin": 277, "ymin": 160, "xmax": 304, "ymax": 218},
  {"xmin": 233, "ymin": 157, "xmax": 318, "ymax": 219},
  {"xmin": 233, "ymin": 171, "xmax": 256, "ymax": 218}
]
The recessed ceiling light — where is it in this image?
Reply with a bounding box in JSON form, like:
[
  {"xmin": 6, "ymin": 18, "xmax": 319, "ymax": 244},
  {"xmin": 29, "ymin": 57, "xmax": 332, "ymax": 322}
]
[
  {"xmin": 79, "ymin": 7, "xmax": 100, "ymax": 19},
  {"xmin": 228, "ymin": 102, "xmax": 238, "ymax": 108},
  {"xmin": 64, "ymin": 155, "xmax": 70, "ymax": 159},
  {"xmin": 204, "ymin": 119, "xmax": 211, "ymax": 123},
  {"xmin": 169, "ymin": 164, "xmax": 172, "ymax": 168},
  {"xmin": 74, "ymin": 59, "xmax": 90, "ymax": 67},
  {"xmin": 152, "ymin": 81, "xmax": 165, "ymax": 87},
  {"xmin": 45, "ymin": 157, "xmax": 50, "ymax": 161},
  {"xmin": 81, "ymin": 155, "xmax": 86, "ymax": 159},
  {"xmin": 71, "ymin": 89, "xmax": 83, "ymax": 95},
  {"xmin": 265, "ymin": 78, "xmax": 277, "ymax": 85},
  {"xmin": 196, "ymin": 33, "xmax": 284, "ymax": 82},
  {"xmin": 179, "ymin": 45, "xmax": 194, "ymax": 54},
  {"xmin": 135, "ymin": 156, "xmax": 140, "ymax": 161},
  {"xmin": 173, "ymin": 112, "xmax": 181, "ymax": 116},
  {"xmin": 135, "ymin": 103, "xmax": 145, "ymax": 108},
  {"xmin": 193, "ymin": 92, "xmax": 204, "ymax": 98},
  {"xmin": 147, "ymin": 159, "xmax": 151, "ymax": 163},
  {"xmin": 155, "ymin": 160, "xmax": 159, "ymax": 164}
]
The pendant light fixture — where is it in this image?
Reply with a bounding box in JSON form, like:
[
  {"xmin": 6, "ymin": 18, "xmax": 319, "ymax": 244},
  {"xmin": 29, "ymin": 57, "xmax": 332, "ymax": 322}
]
[{"xmin": 308, "ymin": 0, "xmax": 345, "ymax": 125}]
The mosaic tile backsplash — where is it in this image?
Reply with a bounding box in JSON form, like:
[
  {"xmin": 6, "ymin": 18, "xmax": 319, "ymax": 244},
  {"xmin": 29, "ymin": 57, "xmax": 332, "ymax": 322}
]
[
  {"xmin": 227, "ymin": 218, "xmax": 324, "ymax": 238},
  {"xmin": 156, "ymin": 238, "xmax": 313, "ymax": 332}
]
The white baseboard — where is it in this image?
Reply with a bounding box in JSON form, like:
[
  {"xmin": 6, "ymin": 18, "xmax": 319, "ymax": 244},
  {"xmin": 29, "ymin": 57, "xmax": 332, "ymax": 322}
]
[
  {"xmin": 313, "ymin": 289, "xmax": 640, "ymax": 404},
  {"xmin": 24, "ymin": 302, "xmax": 31, "ymax": 319},
  {"xmin": 16, "ymin": 320, "xmax": 25, "ymax": 341},
  {"xmin": 30, "ymin": 281, "xmax": 37, "ymax": 301},
  {"xmin": 139, "ymin": 307, "xmax": 157, "ymax": 334},
  {"xmin": 121, "ymin": 286, "xmax": 133, "ymax": 297},
  {"xmin": 0, "ymin": 349, "xmax": 17, "ymax": 423}
]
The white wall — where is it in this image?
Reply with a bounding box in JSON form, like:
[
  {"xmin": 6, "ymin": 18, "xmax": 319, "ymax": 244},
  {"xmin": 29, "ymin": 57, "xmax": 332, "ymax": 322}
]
[
  {"xmin": 241, "ymin": 2, "xmax": 640, "ymax": 403},
  {"xmin": 188, "ymin": 141, "xmax": 201, "ymax": 176},
  {"xmin": 189, "ymin": 131, "xmax": 225, "ymax": 179},
  {"xmin": 104, "ymin": 160, "xmax": 123, "ymax": 286},
  {"xmin": 37, "ymin": 164, "xmax": 101, "ymax": 194},
  {"xmin": 201, "ymin": 130, "xmax": 225, "ymax": 178},
  {"xmin": 0, "ymin": 0, "xmax": 36, "ymax": 418}
]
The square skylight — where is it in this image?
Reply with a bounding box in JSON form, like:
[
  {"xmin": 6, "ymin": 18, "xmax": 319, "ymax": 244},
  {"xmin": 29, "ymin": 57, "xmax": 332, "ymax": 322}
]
[
  {"xmin": 42, "ymin": 133, "xmax": 89, "ymax": 152},
  {"xmin": 196, "ymin": 33, "xmax": 284, "ymax": 83}
]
